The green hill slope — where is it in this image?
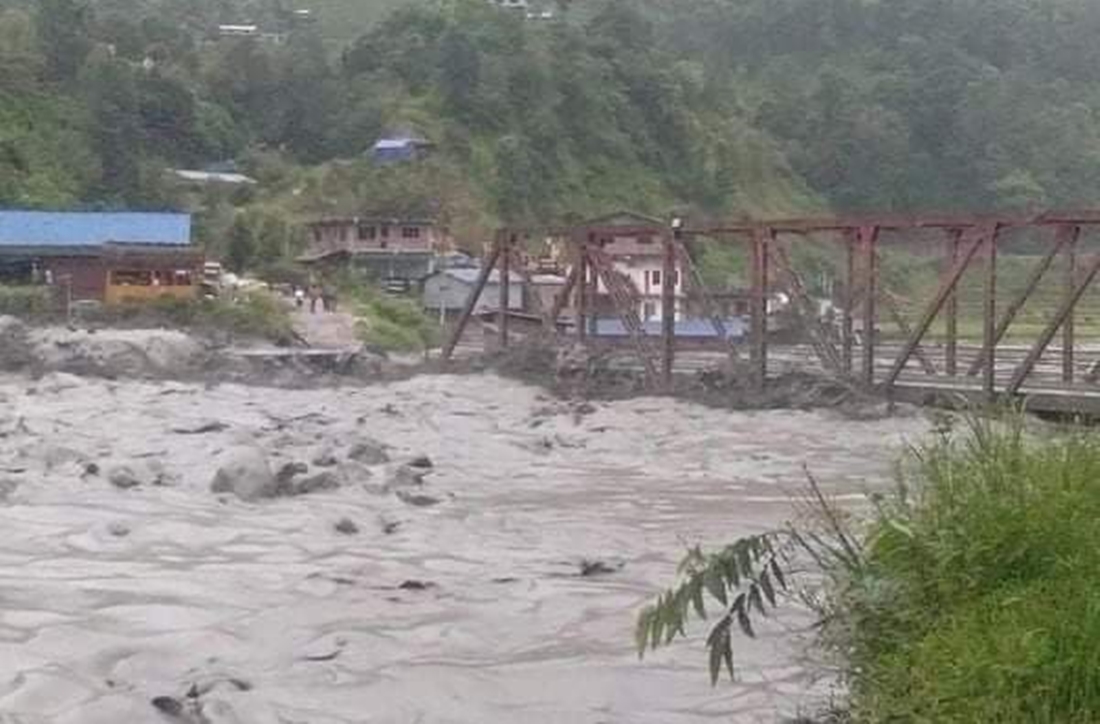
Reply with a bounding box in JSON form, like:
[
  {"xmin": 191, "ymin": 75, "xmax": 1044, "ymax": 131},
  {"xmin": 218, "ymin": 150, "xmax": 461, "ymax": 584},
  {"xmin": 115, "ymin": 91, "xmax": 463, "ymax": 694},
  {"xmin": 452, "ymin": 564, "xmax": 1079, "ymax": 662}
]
[{"xmin": 297, "ymin": 0, "xmax": 411, "ymax": 45}]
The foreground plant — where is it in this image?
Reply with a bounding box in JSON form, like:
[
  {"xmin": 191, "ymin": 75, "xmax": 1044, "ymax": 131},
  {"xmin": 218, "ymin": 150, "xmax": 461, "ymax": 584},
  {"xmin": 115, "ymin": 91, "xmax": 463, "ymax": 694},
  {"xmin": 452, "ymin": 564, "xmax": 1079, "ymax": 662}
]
[
  {"xmin": 639, "ymin": 411, "xmax": 1100, "ymax": 723},
  {"xmin": 636, "ymin": 471, "xmax": 862, "ymax": 685}
]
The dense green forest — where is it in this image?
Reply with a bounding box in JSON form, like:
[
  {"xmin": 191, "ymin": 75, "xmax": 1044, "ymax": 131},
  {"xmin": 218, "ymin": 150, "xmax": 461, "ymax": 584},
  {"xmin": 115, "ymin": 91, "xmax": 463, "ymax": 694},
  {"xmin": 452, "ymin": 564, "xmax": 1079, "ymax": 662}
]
[{"xmin": 2, "ymin": 0, "xmax": 1100, "ymax": 266}]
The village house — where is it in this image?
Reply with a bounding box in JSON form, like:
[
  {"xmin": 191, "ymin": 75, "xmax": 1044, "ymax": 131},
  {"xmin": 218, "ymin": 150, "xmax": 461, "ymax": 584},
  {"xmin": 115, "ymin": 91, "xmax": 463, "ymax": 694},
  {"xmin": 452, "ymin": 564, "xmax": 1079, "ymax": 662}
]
[
  {"xmin": 298, "ymin": 216, "xmax": 453, "ymax": 288},
  {"xmin": 422, "ymin": 267, "xmax": 524, "ymax": 322},
  {"xmin": 217, "ymin": 24, "xmax": 259, "ymax": 38},
  {"xmin": 169, "ymin": 168, "xmax": 257, "ymax": 187},
  {"xmin": 0, "ymin": 211, "xmax": 201, "ymax": 304},
  {"xmin": 216, "ymin": 24, "xmax": 288, "ymax": 44},
  {"xmin": 561, "ymin": 212, "xmax": 686, "ymax": 323},
  {"xmin": 369, "ymin": 137, "xmax": 434, "ymax": 164}
]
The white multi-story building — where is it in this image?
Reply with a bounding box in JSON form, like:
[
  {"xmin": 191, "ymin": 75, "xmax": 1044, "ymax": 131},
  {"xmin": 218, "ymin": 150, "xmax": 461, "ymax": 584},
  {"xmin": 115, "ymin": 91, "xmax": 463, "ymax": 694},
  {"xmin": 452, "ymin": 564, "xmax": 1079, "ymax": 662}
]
[{"xmin": 548, "ymin": 212, "xmax": 685, "ymax": 323}]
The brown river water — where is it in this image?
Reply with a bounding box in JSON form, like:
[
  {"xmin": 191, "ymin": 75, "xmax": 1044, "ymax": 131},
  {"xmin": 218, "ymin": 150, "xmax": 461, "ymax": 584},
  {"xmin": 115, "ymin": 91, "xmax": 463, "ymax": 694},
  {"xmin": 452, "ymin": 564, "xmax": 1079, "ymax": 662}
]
[{"xmin": 0, "ymin": 372, "xmax": 927, "ymax": 723}]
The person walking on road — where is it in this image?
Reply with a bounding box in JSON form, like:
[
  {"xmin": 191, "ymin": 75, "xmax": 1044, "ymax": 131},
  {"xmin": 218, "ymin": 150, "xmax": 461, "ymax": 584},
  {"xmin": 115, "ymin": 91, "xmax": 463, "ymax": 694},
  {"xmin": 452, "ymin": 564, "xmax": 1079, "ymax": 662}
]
[
  {"xmin": 322, "ymin": 285, "xmax": 338, "ymax": 313},
  {"xmin": 308, "ymin": 283, "xmax": 321, "ymax": 313}
]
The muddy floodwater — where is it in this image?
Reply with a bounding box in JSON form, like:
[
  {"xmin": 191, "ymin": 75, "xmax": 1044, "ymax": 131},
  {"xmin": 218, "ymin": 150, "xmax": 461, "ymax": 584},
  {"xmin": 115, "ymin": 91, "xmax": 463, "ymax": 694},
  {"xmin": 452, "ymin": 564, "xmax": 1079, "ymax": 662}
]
[{"xmin": 0, "ymin": 372, "xmax": 927, "ymax": 723}]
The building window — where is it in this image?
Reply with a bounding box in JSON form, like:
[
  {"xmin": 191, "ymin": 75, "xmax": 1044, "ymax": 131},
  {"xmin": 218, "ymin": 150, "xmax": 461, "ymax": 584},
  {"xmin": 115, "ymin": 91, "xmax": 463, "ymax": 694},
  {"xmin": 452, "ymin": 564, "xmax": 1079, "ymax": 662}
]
[
  {"xmin": 340, "ymin": 226, "xmax": 350, "ymax": 243},
  {"xmin": 402, "ymin": 226, "xmax": 421, "ymax": 239},
  {"xmin": 312, "ymin": 228, "xmax": 322, "ymax": 243},
  {"xmin": 643, "ymin": 301, "xmax": 657, "ymax": 320},
  {"xmin": 650, "ymin": 269, "xmax": 662, "ymax": 286},
  {"xmin": 358, "ymin": 224, "xmax": 375, "ymax": 240},
  {"xmin": 673, "ymin": 270, "xmax": 680, "ymax": 286},
  {"xmin": 379, "ymin": 239, "xmax": 388, "ymax": 250},
  {"xmin": 380, "ymin": 225, "xmax": 390, "ymax": 238},
  {"xmin": 111, "ymin": 270, "xmax": 153, "ymax": 286}
]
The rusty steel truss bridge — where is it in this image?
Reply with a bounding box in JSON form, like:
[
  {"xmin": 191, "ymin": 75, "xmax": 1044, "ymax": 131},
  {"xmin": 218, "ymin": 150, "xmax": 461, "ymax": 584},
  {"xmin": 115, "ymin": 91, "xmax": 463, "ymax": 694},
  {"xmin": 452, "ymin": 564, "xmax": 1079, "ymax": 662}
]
[{"xmin": 442, "ymin": 211, "xmax": 1100, "ymax": 415}]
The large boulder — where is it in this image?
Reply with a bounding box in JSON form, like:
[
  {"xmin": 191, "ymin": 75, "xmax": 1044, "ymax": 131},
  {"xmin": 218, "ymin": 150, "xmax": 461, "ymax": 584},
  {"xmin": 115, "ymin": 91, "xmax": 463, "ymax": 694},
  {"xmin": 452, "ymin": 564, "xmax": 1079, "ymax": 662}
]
[
  {"xmin": 347, "ymin": 439, "xmax": 389, "ymax": 465},
  {"xmin": 294, "ymin": 470, "xmax": 341, "ymax": 495},
  {"xmin": 386, "ymin": 464, "xmax": 428, "ymax": 490},
  {"xmin": 108, "ymin": 465, "xmax": 143, "ymax": 490},
  {"xmin": 0, "ymin": 316, "xmax": 32, "ymax": 371},
  {"xmin": 311, "ymin": 447, "xmax": 339, "ymax": 468},
  {"xmin": 210, "ymin": 447, "xmax": 278, "ymax": 501}
]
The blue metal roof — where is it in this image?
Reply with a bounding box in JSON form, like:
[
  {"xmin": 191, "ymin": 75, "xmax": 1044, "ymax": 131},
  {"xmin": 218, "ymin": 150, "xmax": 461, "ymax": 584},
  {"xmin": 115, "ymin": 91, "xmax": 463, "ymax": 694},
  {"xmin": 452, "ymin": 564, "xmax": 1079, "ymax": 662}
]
[
  {"xmin": 593, "ymin": 317, "xmax": 748, "ymax": 339},
  {"xmin": 0, "ymin": 211, "xmax": 192, "ymax": 248}
]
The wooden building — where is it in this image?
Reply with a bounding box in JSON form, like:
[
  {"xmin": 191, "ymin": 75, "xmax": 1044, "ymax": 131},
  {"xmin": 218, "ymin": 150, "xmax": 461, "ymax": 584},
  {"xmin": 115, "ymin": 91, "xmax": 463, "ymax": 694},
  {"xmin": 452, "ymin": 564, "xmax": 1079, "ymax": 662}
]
[
  {"xmin": 299, "ymin": 216, "xmax": 453, "ymax": 286},
  {"xmin": 0, "ymin": 211, "xmax": 201, "ymax": 304}
]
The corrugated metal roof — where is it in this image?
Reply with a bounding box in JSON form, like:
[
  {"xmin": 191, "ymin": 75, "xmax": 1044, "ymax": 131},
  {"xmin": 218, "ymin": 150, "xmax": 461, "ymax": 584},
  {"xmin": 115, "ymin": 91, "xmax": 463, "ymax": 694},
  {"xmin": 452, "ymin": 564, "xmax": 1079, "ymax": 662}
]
[
  {"xmin": 373, "ymin": 137, "xmax": 430, "ymax": 151},
  {"xmin": 436, "ymin": 267, "xmax": 523, "ymax": 284},
  {"xmin": 0, "ymin": 211, "xmax": 192, "ymax": 248},
  {"xmin": 593, "ymin": 317, "xmax": 748, "ymax": 339},
  {"xmin": 172, "ymin": 169, "xmax": 256, "ymax": 185}
]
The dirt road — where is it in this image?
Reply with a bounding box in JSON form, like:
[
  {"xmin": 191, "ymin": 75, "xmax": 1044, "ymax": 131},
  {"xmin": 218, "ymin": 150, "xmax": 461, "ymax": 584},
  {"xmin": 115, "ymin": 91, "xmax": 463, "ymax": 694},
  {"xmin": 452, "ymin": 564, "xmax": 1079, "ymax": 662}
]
[{"xmin": 291, "ymin": 308, "xmax": 360, "ymax": 350}]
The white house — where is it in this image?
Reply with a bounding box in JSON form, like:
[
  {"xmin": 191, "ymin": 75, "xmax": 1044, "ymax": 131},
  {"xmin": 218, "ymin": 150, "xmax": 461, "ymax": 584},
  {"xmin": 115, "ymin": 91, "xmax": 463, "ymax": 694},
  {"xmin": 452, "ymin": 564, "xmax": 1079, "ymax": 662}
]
[
  {"xmin": 218, "ymin": 24, "xmax": 259, "ymax": 37},
  {"xmin": 573, "ymin": 212, "xmax": 685, "ymax": 323}
]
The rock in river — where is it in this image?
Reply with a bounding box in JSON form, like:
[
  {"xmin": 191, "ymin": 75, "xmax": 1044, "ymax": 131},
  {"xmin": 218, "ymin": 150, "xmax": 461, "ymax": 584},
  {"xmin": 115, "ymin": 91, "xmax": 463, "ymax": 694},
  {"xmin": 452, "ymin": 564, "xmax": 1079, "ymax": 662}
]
[
  {"xmin": 295, "ymin": 471, "xmax": 341, "ymax": 495},
  {"xmin": 108, "ymin": 465, "xmax": 143, "ymax": 490},
  {"xmin": 347, "ymin": 439, "xmax": 389, "ymax": 465},
  {"xmin": 210, "ymin": 446, "xmax": 278, "ymax": 501}
]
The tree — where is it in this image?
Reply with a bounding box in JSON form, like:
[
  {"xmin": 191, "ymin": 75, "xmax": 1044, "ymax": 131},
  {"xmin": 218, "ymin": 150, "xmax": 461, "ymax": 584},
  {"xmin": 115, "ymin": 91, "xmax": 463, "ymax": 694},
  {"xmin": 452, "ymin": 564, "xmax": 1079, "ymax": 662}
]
[
  {"xmin": 35, "ymin": 0, "xmax": 91, "ymax": 82},
  {"xmin": 225, "ymin": 214, "xmax": 257, "ymax": 273},
  {"xmin": 277, "ymin": 27, "xmax": 337, "ymax": 161},
  {"xmin": 82, "ymin": 53, "xmax": 142, "ymax": 202},
  {"xmin": 438, "ymin": 28, "xmax": 481, "ymax": 121},
  {"xmin": 137, "ymin": 71, "xmax": 200, "ymax": 162},
  {"xmin": 0, "ymin": 8, "xmax": 42, "ymax": 91}
]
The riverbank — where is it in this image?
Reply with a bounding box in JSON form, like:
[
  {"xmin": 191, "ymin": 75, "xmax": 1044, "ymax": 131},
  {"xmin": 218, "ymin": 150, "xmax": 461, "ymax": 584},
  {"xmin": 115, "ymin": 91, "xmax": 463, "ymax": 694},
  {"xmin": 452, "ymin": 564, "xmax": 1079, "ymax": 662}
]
[
  {"xmin": 0, "ymin": 317, "xmax": 901, "ymax": 421},
  {"xmin": 836, "ymin": 415, "xmax": 1100, "ymax": 722},
  {"xmin": 641, "ymin": 411, "xmax": 1100, "ymax": 723}
]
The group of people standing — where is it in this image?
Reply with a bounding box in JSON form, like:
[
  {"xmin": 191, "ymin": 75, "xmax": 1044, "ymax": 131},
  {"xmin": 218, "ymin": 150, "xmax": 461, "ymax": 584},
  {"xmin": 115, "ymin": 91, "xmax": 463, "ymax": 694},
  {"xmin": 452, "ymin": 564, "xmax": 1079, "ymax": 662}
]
[{"xmin": 293, "ymin": 282, "xmax": 338, "ymax": 313}]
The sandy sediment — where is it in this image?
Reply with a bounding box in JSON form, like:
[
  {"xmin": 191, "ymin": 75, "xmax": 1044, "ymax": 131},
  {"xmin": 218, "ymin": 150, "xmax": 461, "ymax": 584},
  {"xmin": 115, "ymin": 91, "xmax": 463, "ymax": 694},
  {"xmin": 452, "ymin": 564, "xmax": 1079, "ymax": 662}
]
[
  {"xmin": 0, "ymin": 368, "xmax": 928, "ymax": 723},
  {"xmin": 0, "ymin": 316, "xmax": 387, "ymax": 387},
  {"xmin": 0, "ymin": 318, "xmax": 902, "ymax": 421}
]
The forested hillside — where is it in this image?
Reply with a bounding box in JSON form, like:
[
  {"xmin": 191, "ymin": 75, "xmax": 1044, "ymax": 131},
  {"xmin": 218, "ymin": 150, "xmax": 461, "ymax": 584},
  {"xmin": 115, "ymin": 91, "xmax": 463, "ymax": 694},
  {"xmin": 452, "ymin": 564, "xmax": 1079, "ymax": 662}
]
[{"xmin": 2, "ymin": 0, "xmax": 1100, "ymax": 265}]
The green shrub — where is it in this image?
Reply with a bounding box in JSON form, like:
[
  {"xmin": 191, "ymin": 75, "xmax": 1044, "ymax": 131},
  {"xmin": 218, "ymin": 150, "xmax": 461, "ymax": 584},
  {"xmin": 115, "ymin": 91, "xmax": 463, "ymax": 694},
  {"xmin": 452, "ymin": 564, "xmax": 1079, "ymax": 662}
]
[
  {"xmin": 843, "ymin": 416, "xmax": 1100, "ymax": 723},
  {"xmin": 640, "ymin": 413, "xmax": 1100, "ymax": 723},
  {"xmin": 196, "ymin": 291, "xmax": 294, "ymax": 343},
  {"xmin": 0, "ymin": 285, "xmax": 55, "ymax": 317},
  {"xmin": 352, "ymin": 288, "xmax": 440, "ymax": 353},
  {"xmin": 73, "ymin": 290, "xmax": 293, "ymax": 343}
]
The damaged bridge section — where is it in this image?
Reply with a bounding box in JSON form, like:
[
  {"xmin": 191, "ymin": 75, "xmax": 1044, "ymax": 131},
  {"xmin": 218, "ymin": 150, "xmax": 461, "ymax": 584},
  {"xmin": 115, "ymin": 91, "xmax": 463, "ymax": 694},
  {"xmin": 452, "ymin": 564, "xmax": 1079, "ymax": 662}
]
[{"xmin": 443, "ymin": 211, "xmax": 1100, "ymax": 415}]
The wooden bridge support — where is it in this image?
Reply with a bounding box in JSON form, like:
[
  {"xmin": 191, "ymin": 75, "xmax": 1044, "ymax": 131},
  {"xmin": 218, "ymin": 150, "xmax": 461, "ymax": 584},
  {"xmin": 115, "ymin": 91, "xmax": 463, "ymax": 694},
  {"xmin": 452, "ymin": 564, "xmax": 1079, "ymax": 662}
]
[
  {"xmin": 661, "ymin": 229, "xmax": 677, "ymax": 390},
  {"xmin": 750, "ymin": 228, "xmax": 770, "ymax": 389},
  {"xmin": 843, "ymin": 232, "xmax": 856, "ymax": 376}
]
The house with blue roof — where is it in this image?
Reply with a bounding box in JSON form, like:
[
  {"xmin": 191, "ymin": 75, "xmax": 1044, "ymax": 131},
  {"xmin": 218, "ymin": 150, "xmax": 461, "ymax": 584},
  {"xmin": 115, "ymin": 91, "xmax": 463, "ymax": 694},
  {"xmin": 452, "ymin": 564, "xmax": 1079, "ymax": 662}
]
[
  {"xmin": 369, "ymin": 136, "xmax": 434, "ymax": 164},
  {"xmin": 0, "ymin": 210, "xmax": 201, "ymax": 303}
]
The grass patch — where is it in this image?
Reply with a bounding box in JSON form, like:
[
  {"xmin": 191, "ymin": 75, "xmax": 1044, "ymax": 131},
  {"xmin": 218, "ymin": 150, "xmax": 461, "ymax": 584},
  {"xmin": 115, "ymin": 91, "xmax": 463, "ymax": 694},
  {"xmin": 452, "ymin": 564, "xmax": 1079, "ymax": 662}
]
[
  {"xmin": 0, "ymin": 285, "xmax": 55, "ymax": 318},
  {"xmin": 350, "ymin": 287, "xmax": 440, "ymax": 353},
  {"xmin": 842, "ymin": 415, "xmax": 1100, "ymax": 722},
  {"xmin": 89, "ymin": 292, "xmax": 294, "ymax": 344},
  {"xmin": 640, "ymin": 412, "xmax": 1100, "ymax": 723}
]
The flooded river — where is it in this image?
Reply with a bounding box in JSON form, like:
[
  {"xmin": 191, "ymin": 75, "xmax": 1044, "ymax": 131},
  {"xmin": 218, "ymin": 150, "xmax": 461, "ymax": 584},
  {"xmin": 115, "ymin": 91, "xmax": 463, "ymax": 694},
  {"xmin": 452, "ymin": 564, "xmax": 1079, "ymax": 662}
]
[{"xmin": 0, "ymin": 372, "xmax": 927, "ymax": 723}]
